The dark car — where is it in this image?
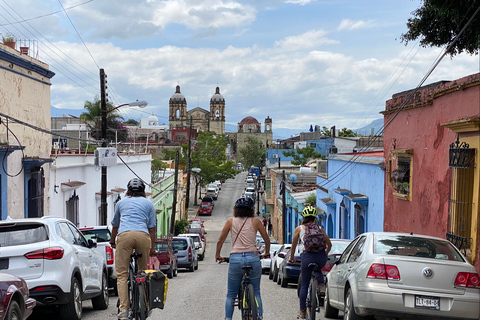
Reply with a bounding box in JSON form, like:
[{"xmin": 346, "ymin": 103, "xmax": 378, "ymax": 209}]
[
  {"xmin": 277, "ymin": 244, "xmax": 303, "ymax": 288},
  {"xmin": 198, "ymin": 202, "xmax": 213, "ymax": 216},
  {"xmin": 0, "ymin": 273, "xmax": 36, "ymax": 320}
]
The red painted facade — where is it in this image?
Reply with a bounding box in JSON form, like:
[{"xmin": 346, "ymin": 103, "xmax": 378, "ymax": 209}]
[{"xmin": 382, "ymin": 73, "xmax": 480, "ymax": 271}]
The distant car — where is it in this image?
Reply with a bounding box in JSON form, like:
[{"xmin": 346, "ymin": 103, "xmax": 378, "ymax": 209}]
[
  {"xmin": 187, "ymin": 227, "xmax": 206, "ymax": 243},
  {"xmin": 214, "ymin": 180, "xmax": 222, "ymax": 190},
  {"xmin": 277, "ymin": 244, "xmax": 303, "ymax": 288},
  {"xmin": 205, "ymin": 187, "xmax": 218, "ymax": 200},
  {"xmin": 208, "ymin": 183, "xmax": 220, "ymax": 194},
  {"xmin": 0, "ymin": 217, "xmax": 109, "ymax": 320},
  {"xmin": 198, "ymin": 202, "xmax": 213, "ymax": 216},
  {"xmin": 260, "ymin": 243, "xmax": 283, "ymax": 273},
  {"xmin": 189, "ymin": 218, "xmax": 207, "ymax": 234},
  {"xmin": 270, "ymin": 244, "xmax": 292, "ymax": 282},
  {"xmin": 178, "ymin": 233, "xmax": 205, "ymax": 260},
  {"xmin": 172, "ymin": 236, "xmax": 198, "ymax": 272},
  {"xmin": 244, "ymin": 190, "xmax": 256, "ymax": 201},
  {"xmin": 256, "ymin": 238, "xmax": 278, "ymax": 251},
  {"xmin": 324, "ymin": 232, "xmax": 480, "ymax": 320},
  {"xmin": 0, "ymin": 273, "xmax": 36, "ymax": 320},
  {"xmin": 151, "ymin": 237, "xmax": 178, "ymax": 279}
]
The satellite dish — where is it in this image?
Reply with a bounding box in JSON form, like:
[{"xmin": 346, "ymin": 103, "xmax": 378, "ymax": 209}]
[{"xmin": 289, "ymin": 174, "xmax": 297, "ymax": 183}]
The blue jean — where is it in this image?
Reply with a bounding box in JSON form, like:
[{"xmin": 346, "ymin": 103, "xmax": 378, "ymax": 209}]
[
  {"xmin": 225, "ymin": 252, "xmax": 263, "ymax": 320},
  {"xmin": 299, "ymin": 250, "xmax": 327, "ymax": 311}
]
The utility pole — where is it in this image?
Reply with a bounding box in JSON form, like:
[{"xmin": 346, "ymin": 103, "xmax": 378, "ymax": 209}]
[
  {"xmin": 170, "ymin": 150, "xmax": 179, "ymax": 234},
  {"xmin": 282, "ymin": 170, "xmax": 286, "ymax": 244},
  {"xmin": 185, "ymin": 118, "xmax": 192, "ymax": 213},
  {"xmin": 100, "ymin": 68, "xmax": 108, "ymax": 226}
]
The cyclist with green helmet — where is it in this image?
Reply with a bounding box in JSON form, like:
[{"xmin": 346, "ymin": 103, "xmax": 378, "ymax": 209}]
[{"xmin": 290, "ymin": 206, "xmax": 332, "ymax": 319}]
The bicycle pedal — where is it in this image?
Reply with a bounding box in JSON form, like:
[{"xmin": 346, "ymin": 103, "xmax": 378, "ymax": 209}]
[{"xmin": 231, "ymin": 297, "xmax": 239, "ymax": 306}]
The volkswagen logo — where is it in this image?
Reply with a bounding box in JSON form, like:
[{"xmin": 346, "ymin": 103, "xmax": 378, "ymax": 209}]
[{"xmin": 422, "ymin": 267, "xmax": 434, "ymax": 278}]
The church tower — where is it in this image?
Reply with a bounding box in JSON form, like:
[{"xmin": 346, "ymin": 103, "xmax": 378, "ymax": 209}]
[
  {"xmin": 169, "ymin": 85, "xmax": 187, "ymax": 128},
  {"xmin": 264, "ymin": 116, "xmax": 272, "ymax": 133},
  {"xmin": 209, "ymin": 86, "xmax": 225, "ymax": 134}
]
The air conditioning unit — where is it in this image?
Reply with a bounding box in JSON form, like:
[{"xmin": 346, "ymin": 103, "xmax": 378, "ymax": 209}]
[
  {"xmin": 95, "ymin": 147, "xmax": 117, "ymax": 167},
  {"xmin": 272, "ymin": 154, "xmax": 278, "ymax": 159}
]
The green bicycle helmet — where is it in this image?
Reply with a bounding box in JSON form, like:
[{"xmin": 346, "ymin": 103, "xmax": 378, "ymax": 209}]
[{"xmin": 301, "ymin": 206, "xmax": 317, "ymax": 217}]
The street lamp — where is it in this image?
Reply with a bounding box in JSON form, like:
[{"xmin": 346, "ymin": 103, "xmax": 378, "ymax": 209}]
[{"xmin": 100, "ymin": 99, "xmax": 148, "ymax": 225}]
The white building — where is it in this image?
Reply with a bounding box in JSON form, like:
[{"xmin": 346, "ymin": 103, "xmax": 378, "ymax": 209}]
[{"xmin": 49, "ymin": 152, "xmax": 152, "ymax": 227}]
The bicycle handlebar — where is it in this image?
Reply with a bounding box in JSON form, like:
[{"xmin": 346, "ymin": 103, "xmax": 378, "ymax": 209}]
[{"xmin": 217, "ymin": 254, "xmax": 270, "ymax": 264}]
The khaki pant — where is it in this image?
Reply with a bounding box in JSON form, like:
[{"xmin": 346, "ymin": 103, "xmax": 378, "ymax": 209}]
[{"xmin": 115, "ymin": 231, "xmax": 151, "ymax": 312}]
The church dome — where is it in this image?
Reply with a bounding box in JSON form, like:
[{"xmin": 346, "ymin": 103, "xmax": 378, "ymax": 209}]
[
  {"xmin": 148, "ymin": 114, "xmax": 159, "ymax": 122},
  {"xmin": 211, "ymin": 87, "xmax": 224, "ymax": 102},
  {"xmin": 170, "ymin": 85, "xmax": 186, "ymax": 102},
  {"xmin": 239, "ymin": 116, "xmax": 260, "ymax": 125}
]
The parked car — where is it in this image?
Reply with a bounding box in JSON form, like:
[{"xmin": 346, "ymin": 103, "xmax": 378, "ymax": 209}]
[
  {"xmin": 277, "ymin": 244, "xmax": 303, "ymax": 287},
  {"xmin": 150, "ymin": 237, "xmax": 178, "ymax": 279},
  {"xmin": 198, "ymin": 202, "xmax": 213, "ymax": 216},
  {"xmin": 260, "ymin": 243, "xmax": 283, "ymax": 273},
  {"xmin": 79, "ymin": 226, "xmax": 117, "ymax": 291},
  {"xmin": 297, "ymin": 238, "xmax": 352, "ymax": 297},
  {"xmin": 205, "ymin": 187, "xmax": 218, "ymax": 200},
  {"xmin": 189, "ymin": 218, "xmax": 205, "ymax": 227},
  {"xmin": 256, "ymin": 238, "xmax": 278, "ymax": 251},
  {"xmin": 0, "ymin": 273, "xmax": 36, "ymax": 320},
  {"xmin": 172, "ymin": 236, "xmax": 198, "ymax": 272},
  {"xmin": 325, "ymin": 232, "xmax": 480, "ymax": 320},
  {"xmin": 244, "ymin": 190, "xmax": 256, "ymax": 201},
  {"xmin": 214, "ymin": 180, "xmax": 222, "ymax": 190},
  {"xmin": 187, "ymin": 226, "xmax": 206, "ymax": 243},
  {"xmin": 0, "ymin": 217, "xmax": 109, "ymax": 320},
  {"xmin": 270, "ymin": 244, "xmax": 292, "ymax": 282},
  {"xmin": 178, "ymin": 233, "xmax": 205, "ymax": 260},
  {"xmin": 208, "ymin": 183, "xmax": 220, "ymax": 193}
]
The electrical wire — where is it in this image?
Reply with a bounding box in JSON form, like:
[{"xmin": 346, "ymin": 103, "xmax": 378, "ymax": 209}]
[{"xmin": 1, "ymin": 118, "xmax": 24, "ymax": 177}]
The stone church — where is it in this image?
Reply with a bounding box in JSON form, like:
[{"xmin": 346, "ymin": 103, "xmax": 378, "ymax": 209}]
[{"xmin": 168, "ymin": 85, "xmax": 225, "ymax": 135}]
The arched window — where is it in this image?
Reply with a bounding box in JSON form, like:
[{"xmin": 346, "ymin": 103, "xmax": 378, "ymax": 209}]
[
  {"xmin": 215, "ymin": 110, "xmax": 220, "ymax": 118},
  {"xmin": 176, "ymin": 109, "xmax": 180, "ymax": 119},
  {"xmin": 354, "ymin": 203, "xmax": 366, "ymax": 236}
]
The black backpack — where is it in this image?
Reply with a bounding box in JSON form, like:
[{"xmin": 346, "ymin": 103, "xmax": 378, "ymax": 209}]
[{"xmin": 303, "ymin": 224, "xmax": 326, "ymax": 252}]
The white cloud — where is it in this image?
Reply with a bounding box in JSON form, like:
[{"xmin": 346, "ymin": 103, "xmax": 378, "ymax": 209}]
[
  {"xmin": 337, "ymin": 19, "xmax": 375, "ymax": 31},
  {"xmin": 283, "ymin": 0, "xmax": 316, "ymax": 5},
  {"xmin": 274, "ymin": 30, "xmax": 338, "ymax": 50}
]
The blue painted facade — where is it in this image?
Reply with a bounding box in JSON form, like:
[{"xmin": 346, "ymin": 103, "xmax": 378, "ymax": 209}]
[
  {"xmin": 305, "ymin": 138, "xmax": 334, "ymax": 157},
  {"xmin": 316, "ymin": 152, "xmax": 384, "ymax": 240},
  {"xmin": 266, "ymin": 149, "xmax": 294, "ymax": 165},
  {"xmin": 284, "ymin": 190, "xmax": 318, "ymax": 244}
]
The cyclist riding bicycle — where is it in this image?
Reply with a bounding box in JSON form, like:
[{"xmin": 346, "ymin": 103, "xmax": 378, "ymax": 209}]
[
  {"xmin": 110, "ymin": 178, "xmax": 157, "ymax": 320},
  {"xmin": 290, "ymin": 206, "xmax": 332, "ymax": 319},
  {"xmin": 216, "ymin": 196, "xmax": 270, "ymax": 320}
]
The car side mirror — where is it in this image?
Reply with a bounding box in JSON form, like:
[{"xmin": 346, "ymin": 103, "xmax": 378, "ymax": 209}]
[{"xmin": 87, "ymin": 239, "xmax": 97, "ymax": 248}]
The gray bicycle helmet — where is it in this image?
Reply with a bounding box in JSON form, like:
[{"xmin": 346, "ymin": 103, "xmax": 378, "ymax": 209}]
[{"xmin": 127, "ymin": 178, "xmax": 145, "ymax": 192}]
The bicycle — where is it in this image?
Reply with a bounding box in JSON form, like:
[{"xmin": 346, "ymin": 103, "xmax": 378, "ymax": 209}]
[
  {"xmin": 303, "ymin": 262, "xmax": 326, "ymax": 320},
  {"xmin": 222, "ymin": 256, "xmax": 264, "ymax": 320}
]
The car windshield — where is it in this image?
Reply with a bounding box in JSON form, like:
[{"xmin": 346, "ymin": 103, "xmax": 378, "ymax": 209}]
[
  {"xmin": 80, "ymin": 229, "xmax": 111, "ymax": 242},
  {"xmin": 270, "ymin": 244, "xmax": 283, "ymax": 254},
  {"xmin": 330, "ymin": 241, "xmax": 351, "ymax": 254},
  {"xmin": 155, "ymin": 242, "xmax": 169, "ymax": 252},
  {"xmin": 0, "ymin": 223, "xmax": 49, "ymax": 246},
  {"xmin": 188, "ymin": 229, "xmax": 202, "ymax": 235},
  {"xmin": 200, "ymin": 205, "xmax": 210, "ymax": 209},
  {"xmin": 172, "ymin": 239, "xmax": 188, "ymax": 250},
  {"xmin": 374, "ymin": 235, "xmax": 465, "ymax": 262}
]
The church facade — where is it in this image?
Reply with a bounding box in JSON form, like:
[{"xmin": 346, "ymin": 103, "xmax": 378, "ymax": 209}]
[{"xmin": 228, "ymin": 116, "xmax": 273, "ymax": 160}]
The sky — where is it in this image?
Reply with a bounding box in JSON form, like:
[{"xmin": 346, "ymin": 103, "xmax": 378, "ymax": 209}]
[{"xmin": 1, "ymin": 0, "xmax": 478, "ymax": 136}]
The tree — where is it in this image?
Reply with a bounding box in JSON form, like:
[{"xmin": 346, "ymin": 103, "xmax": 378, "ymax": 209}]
[
  {"xmin": 238, "ymin": 136, "xmax": 266, "ymax": 169},
  {"xmin": 400, "ymin": 0, "xmax": 480, "ymax": 57},
  {"xmin": 338, "ymin": 127, "xmax": 359, "ymax": 137},
  {"xmin": 320, "ymin": 126, "xmax": 330, "ymax": 136},
  {"xmin": 282, "ymin": 145, "xmax": 324, "ymax": 166},
  {"xmin": 162, "ymin": 144, "xmax": 188, "ymax": 166},
  {"xmin": 151, "ymin": 157, "xmax": 168, "ymax": 183},
  {"xmin": 80, "ymin": 97, "xmax": 125, "ymax": 142},
  {"xmin": 124, "ymin": 119, "xmax": 139, "ymax": 126},
  {"xmin": 304, "ymin": 193, "xmax": 317, "ymax": 207},
  {"xmin": 191, "ymin": 132, "xmax": 237, "ymax": 203}
]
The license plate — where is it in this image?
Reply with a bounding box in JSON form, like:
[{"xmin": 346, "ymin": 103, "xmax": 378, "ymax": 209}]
[
  {"xmin": 415, "ymin": 295, "xmax": 440, "ymax": 310},
  {"xmin": 0, "ymin": 258, "xmax": 9, "ymax": 270}
]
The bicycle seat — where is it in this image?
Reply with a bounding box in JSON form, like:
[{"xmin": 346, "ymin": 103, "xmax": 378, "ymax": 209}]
[
  {"xmin": 307, "ymin": 263, "xmax": 318, "ymax": 269},
  {"xmin": 131, "ymin": 252, "xmax": 143, "ymax": 259},
  {"xmin": 242, "ymin": 266, "xmax": 253, "ymax": 271}
]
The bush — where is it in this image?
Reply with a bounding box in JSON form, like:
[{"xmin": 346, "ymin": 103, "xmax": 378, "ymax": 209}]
[{"xmin": 174, "ymin": 219, "xmax": 189, "ymax": 236}]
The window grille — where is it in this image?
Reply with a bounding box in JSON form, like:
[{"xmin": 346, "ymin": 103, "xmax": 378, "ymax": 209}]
[
  {"xmin": 66, "ymin": 191, "xmax": 79, "ymax": 226},
  {"xmin": 27, "ymin": 167, "xmax": 44, "ymax": 218}
]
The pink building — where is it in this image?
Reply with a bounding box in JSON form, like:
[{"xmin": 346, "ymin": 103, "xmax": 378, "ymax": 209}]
[{"xmin": 382, "ymin": 73, "xmax": 480, "ymax": 271}]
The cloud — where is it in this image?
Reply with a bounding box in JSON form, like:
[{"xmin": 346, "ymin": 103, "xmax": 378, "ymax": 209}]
[
  {"xmin": 337, "ymin": 19, "xmax": 375, "ymax": 31},
  {"xmin": 283, "ymin": 0, "xmax": 316, "ymax": 5},
  {"xmin": 274, "ymin": 30, "xmax": 338, "ymax": 50}
]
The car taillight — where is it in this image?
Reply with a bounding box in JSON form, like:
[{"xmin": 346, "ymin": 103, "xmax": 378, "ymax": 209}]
[
  {"xmin": 455, "ymin": 272, "xmax": 480, "ymax": 288},
  {"xmin": 366, "ymin": 263, "xmax": 400, "ymax": 281},
  {"xmin": 188, "ymin": 246, "xmax": 192, "ymax": 259},
  {"xmin": 106, "ymin": 245, "xmax": 114, "ymax": 265},
  {"xmin": 25, "ymin": 247, "xmax": 64, "ymax": 260},
  {"xmin": 167, "ymin": 253, "xmax": 170, "ymax": 260},
  {"xmin": 199, "ymin": 243, "xmax": 202, "ymax": 248},
  {"xmin": 322, "ymin": 263, "xmax": 333, "ymax": 273}
]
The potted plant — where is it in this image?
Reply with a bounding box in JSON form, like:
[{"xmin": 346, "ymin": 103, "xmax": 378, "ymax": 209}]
[{"xmin": 2, "ymin": 33, "xmax": 16, "ymax": 49}]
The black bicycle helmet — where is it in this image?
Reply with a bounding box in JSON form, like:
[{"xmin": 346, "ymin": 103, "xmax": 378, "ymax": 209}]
[
  {"xmin": 127, "ymin": 178, "xmax": 145, "ymax": 192},
  {"xmin": 301, "ymin": 206, "xmax": 317, "ymax": 218},
  {"xmin": 235, "ymin": 196, "xmax": 254, "ymax": 209}
]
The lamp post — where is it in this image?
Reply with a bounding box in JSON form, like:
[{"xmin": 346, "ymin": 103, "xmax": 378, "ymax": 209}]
[{"xmin": 99, "ymin": 71, "xmax": 147, "ymax": 225}]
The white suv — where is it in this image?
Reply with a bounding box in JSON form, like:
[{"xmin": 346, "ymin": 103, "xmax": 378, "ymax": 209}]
[
  {"xmin": 0, "ymin": 217, "xmax": 109, "ymax": 320},
  {"xmin": 178, "ymin": 233, "xmax": 205, "ymax": 260}
]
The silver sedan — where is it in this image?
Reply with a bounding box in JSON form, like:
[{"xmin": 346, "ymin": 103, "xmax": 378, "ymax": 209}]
[{"xmin": 325, "ymin": 232, "xmax": 480, "ymax": 320}]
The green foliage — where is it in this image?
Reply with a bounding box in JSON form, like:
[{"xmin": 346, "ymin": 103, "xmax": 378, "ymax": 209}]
[
  {"xmin": 238, "ymin": 136, "xmax": 266, "ymax": 169},
  {"xmin": 1, "ymin": 32, "xmax": 15, "ymax": 42},
  {"xmin": 162, "ymin": 144, "xmax": 188, "ymax": 165},
  {"xmin": 400, "ymin": 0, "xmax": 480, "ymax": 57},
  {"xmin": 151, "ymin": 158, "xmax": 168, "ymax": 183},
  {"xmin": 174, "ymin": 219, "xmax": 189, "ymax": 236},
  {"xmin": 338, "ymin": 127, "xmax": 359, "ymax": 137},
  {"xmin": 320, "ymin": 126, "xmax": 331, "ymax": 136},
  {"xmin": 80, "ymin": 96, "xmax": 126, "ymax": 142},
  {"xmin": 282, "ymin": 145, "xmax": 324, "ymax": 166},
  {"xmin": 304, "ymin": 193, "xmax": 317, "ymax": 206},
  {"xmin": 124, "ymin": 119, "xmax": 139, "ymax": 126}
]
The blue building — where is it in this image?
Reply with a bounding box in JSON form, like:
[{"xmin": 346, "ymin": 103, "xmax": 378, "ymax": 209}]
[{"xmin": 317, "ymin": 151, "xmax": 384, "ymax": 239}]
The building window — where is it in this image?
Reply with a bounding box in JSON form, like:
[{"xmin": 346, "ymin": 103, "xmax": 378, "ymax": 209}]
[
  {"xmin": 389, "ymin": 149, "xmax": 413, "ymax": 200},
  {"xmin": 446, "ymin": 137, "xmax": 476, "ymax": 260},
  {"xmin": 354, "ymin": 203, "xmax": 366, "ymax": 236},
  {"xmin": 310, "ymin": 143, "xmax": 316, "ymax": 148},
  {"xmin": 27, "ymin": 167, "xmax": 44, "ymax": 218}
]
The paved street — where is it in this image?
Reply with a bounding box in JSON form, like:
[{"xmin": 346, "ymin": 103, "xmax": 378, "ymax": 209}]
[{"xmin": 31, "ymin": 172, "xmax": 341, "ymax": 320}]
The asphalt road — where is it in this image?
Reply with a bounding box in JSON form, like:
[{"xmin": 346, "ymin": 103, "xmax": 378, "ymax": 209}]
[{"xmin": 30, "ymin": 172, "xmax": 342, "ymax": 320}]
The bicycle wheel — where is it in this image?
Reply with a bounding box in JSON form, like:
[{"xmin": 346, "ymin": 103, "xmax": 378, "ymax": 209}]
[
  {"xmin": 128, "ymin": 268, "xmax": 135, "ymax": 312},
  {"xmin": 246, "ymin": 284, "xmax": 258, "ymax": 320},
  {"xmin": 306, "ymin": 279, "xmax": 316, "ymax": 320},
  {"xmin": 136, "ymin": 283, "xmax": 147, "ymax": 320}
]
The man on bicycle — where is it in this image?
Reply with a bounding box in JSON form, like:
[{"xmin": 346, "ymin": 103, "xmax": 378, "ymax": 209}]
[
  {"xmin": 289, "ymin": 206, "xmax": 332, "ymax": 319},
  {"xmin": 110, "ymin": 178, "xmax": 157, "ymax": 320},
  {"xmin": 216, "ymin": 196, "xmax": 270, "ymax": 320}
]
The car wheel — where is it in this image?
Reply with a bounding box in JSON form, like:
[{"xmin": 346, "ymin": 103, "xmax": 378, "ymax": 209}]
[
  {"xmin": 268, "ymin": 265, "xmax": 274, "ymax": 280},
  {"xmin": 273, "ymin": 265, "xmax": 279, "ymax": 282},
  {"xmin": 280, "ymin": 270, "xmax": 288, "ymax": 288},
  {"xmin": 324, "ymin": 284, "xmax": 339, "ymax": 319},
  {"xmin": 344, "ymin": 288, "xmax": 365, "ymax": 320},
  {"xmin": 189, "ymin": 262, "xmax": 194, "ymax": 272},
  {"xmin": 277, "ymin": 269, "xmax": 282, "ymax": 285},
  {"xmin": 59, "ymin": 277, "xmax": 82, "ymax": 320},
  {"xmin": 194, "ymin": 259, "xmax": 198, "ymax": 270},
  {"xmin": 167, "ymin": 265, "xmax": 174, "ymax": 279},
  {"xmin": 6, "ymin": 300, "xmax": 21, "ymax": 320},
  {"xmin": 173, "ymin": 264, "xmax": 178, "ymax": 277},
  {"xmin": 92, "ymin": 271, "xmax": 109, "ymax": 310}
]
